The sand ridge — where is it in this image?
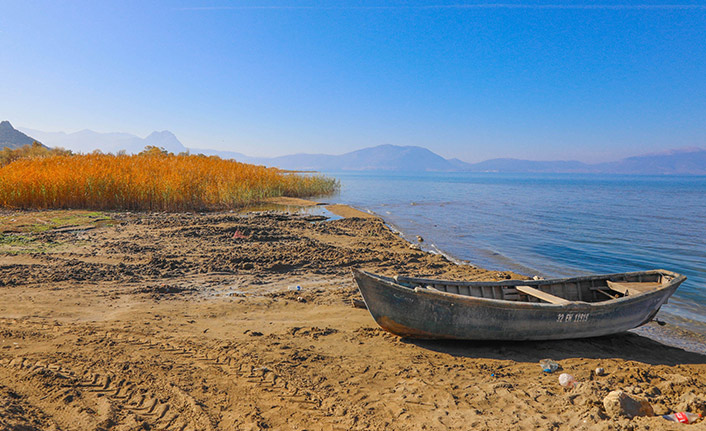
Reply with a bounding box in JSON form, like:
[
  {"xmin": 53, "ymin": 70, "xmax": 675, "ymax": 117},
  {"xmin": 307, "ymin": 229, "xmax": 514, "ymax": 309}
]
[{"xmin": 0, "ymin": 210, "xmax": 704, "ymax": 430}]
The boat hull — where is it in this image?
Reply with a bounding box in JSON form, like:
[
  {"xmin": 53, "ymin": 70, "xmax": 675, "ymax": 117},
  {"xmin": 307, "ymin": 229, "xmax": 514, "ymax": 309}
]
[{"xmin": 353, "ymin": 269, "xmax": 685, "ymax": 340}]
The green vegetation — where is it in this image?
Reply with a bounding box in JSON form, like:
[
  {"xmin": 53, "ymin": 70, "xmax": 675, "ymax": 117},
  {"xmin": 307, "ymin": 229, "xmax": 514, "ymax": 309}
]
[
  {"xmin": 0, "ymin": 233, "xmax": 60, "ymax": 255},
  {"xmin": 0, "ymin": 211, "xmax": 110, "ymax": 255},
  {"xmin": 0, "ymin": 210, "xmax": 113, "ymax": 233}
]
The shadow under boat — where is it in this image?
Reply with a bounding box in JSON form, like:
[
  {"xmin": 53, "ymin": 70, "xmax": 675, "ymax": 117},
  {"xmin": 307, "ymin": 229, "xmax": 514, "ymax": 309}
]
[{"xmin": 401, "ymin": 330, "xmax": 706, "ymax": 366}]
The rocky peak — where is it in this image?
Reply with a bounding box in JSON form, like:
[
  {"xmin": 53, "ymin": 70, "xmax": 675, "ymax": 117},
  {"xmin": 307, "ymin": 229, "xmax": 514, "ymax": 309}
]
[{"xmin": 0, "ymin": 120, "xmax": 45, "ymax": 149}]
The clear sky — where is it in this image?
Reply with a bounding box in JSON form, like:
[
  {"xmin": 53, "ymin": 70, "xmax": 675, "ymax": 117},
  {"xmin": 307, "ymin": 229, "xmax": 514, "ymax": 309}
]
[{"xmin": 1, "ymin": 1, "xmax": 705, "ymax": 162}]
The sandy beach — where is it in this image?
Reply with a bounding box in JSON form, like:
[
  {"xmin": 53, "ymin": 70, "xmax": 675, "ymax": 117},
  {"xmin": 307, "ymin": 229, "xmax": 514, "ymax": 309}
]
[{"xmin": 1, "ymin": 207, "xmax": 705, "ymax": 430}]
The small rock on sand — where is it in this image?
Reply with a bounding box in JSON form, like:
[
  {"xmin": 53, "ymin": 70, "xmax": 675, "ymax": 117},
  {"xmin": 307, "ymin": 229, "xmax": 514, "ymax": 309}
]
[{"xmin": 603, "ymin": 390, "xmax": 654, "ymax": 418}]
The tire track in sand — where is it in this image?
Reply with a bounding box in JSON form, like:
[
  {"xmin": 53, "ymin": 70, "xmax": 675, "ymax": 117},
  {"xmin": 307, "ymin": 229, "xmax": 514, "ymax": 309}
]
[
  {"xmin": 0, "ymin": 317, "xmax": 353, "ymax": 430},
  {"xmin": 0, "ymin": 318, "xmax": 215, "ymax": 431},
  {"xmin": 103, "ymin": 328, "xmax": 353, "ymax": 430}
]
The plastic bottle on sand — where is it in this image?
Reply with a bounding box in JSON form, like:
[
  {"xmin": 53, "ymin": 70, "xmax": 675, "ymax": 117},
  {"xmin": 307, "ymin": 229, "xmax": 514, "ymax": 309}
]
[
  {"xmin": 539, "ymin": 359, "xmax": 560, "ymax": 373},
  {"xmin": 662, "ymin": 412, "xmax": 702, "ymax": 423}
]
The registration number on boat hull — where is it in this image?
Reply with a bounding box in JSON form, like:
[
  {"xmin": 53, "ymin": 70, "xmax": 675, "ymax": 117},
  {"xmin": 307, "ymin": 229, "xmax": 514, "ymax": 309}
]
[{"xmin": 556, "ymin": 313, "xmax": 589, "ymax": 323}]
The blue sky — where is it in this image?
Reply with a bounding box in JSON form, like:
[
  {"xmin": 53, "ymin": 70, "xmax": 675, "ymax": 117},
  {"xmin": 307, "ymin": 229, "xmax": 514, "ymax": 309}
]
[{"xmin": 1, "ymin": 1, "xmax": 705, "ymax": 162}]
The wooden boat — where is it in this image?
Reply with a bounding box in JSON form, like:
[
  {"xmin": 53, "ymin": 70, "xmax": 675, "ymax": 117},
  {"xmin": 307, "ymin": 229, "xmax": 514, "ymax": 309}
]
[{"xmin": 352, "ymin": 269, "xmax": 686, "ymax": 340}]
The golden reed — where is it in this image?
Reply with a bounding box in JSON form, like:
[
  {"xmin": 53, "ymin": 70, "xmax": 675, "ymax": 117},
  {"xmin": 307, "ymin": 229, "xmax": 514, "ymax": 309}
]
[{"xmin": 0, "ymin": 146, "xmax": 338, "ymax": 211}]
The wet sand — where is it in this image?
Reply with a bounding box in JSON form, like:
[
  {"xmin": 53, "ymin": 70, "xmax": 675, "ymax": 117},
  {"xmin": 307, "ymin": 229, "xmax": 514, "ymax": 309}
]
[{"xmin": 0, "ymin": 209, "xmax": 704, "ymax": 430}]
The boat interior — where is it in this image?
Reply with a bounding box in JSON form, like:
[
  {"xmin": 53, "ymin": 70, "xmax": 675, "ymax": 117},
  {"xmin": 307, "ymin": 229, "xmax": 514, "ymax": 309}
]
[{"xmin": 393, "ymin": 272, "xmax": 675, "ymax": 304}]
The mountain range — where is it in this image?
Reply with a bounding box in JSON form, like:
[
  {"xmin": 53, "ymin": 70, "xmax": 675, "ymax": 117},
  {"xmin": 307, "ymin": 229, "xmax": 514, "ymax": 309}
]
[
  {"xmin": 463, "ymin": 148, "xmax": 706, "ymax": 175},
  {"xmin": 192, "ymin": 145, "xmax": 471, "ymax": 172},
  {"xmin": 5, "ymin": 122, "xmax": 706, "ymax": 175},
  {"xmin": 21, "ymin": 126, "xmax": 186, "ymax": 155},
  {"xmin": 187, "ymin": 144, "xmax": 706, "ymax": 176}
]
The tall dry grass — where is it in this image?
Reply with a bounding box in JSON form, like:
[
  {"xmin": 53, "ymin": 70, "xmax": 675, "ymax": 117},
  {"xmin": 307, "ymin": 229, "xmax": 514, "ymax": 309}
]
[
  {"xmin": 0, "ymin": 141, "xmax": 72, "ymax": 166},
  {"xmin": 0, "ymin": 145, "xmax": 338, "ymax": 211}
]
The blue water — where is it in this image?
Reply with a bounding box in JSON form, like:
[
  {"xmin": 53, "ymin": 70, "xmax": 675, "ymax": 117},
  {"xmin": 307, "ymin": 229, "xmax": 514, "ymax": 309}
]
[{"xmin": 323, "ymin": 172, "xmax": 706, "ymax": 333}]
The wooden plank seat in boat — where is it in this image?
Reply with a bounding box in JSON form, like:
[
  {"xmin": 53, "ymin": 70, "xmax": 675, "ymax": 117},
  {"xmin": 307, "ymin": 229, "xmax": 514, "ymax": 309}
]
[
  {"xmin": 605, "ymin": 280, "xmax": 663, "ymax": 296},
  {"xmin": 515, "ymin": 285, "xmax": 571, "ymax": 305}
]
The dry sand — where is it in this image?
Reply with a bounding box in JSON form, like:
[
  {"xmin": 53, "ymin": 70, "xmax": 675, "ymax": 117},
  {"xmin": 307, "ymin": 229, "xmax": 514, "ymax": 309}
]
[{"xmin": 0, "ymin": 208, "xmax": 704, "ymax": 430}]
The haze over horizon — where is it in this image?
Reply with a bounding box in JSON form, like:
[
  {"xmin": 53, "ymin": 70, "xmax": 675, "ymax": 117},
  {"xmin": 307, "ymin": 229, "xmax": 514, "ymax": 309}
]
[{"xmin": 2, "ymin": 1, "xmax": 705, "ymax": 163}]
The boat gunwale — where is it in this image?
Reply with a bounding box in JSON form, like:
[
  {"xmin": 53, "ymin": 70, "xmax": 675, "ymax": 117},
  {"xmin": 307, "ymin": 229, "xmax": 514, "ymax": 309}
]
[
  {"xmin": 395, "ymin": 269, "xmax": 683, "ymax": 288},
  {"xmin": 356, "ymin": 269, "xmax": 686, "ymax": 311}
]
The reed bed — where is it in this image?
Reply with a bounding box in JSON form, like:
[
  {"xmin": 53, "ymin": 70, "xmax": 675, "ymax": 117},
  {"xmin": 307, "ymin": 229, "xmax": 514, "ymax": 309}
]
[
  {"xmin": 0, "ymin": 146, "xmax": 338, "ymax": 211},
  {"xmin": 0, "ymin": 141, "xmax": 71, "ymax": 166}
]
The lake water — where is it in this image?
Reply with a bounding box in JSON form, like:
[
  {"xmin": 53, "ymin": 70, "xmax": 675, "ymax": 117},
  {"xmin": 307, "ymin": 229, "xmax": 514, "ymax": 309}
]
[{"xmin": 322, "ymin": 172, "xmax": 706, "ymax": 336}]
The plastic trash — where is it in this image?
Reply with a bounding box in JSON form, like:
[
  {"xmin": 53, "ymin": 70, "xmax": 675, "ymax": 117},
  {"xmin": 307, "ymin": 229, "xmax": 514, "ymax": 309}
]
[
  {"xmin": 232, "ymin": 230, "xmax": 248, "ymax": 239},
  {"xmin": 559, "ymin": 373, "xmax": 577, "ymax": 388},
  {"xmin": 539, "ymin": 359, "xmax": 560, "ymax": 373},
  {"xmin": 595, "ymin": 367, "xmax": 605, "ymax": 376},
  {"xmin": 288, "ymin": 285, "xmax": 302, "ymax": 291},
  {"xmin": 662, "ymin": 412, "xmax": 702, "ymax": 423}
]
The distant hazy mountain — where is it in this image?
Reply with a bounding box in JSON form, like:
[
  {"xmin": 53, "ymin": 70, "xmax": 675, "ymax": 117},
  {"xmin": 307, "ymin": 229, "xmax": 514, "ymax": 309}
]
[
  {"xmin": 0, "ymin": 121, "xmax": 46, "ymax": 149},
  {"xmin": 468, "ymin": 148, "xmax": 706, "ymax": 175},
  {"xmin": 20, "ymin": 127, "xmax": 188, "ymax": 155},
  {"xmin": 16, "ymin": 124, "xmax": 706, "ymax": 175},
  {"xmin": 277, "ymin": 145, "xmax": 464, "ymax": 171},
  {"xmin": 239, "ymin": 145, "xmax": 706, "ymax": 175},
  {"xmin": 192, "ymin": 144, "xmax": 468, "ymax": 171},
  {"xmin": 594, "ymin": 147, "xmax": 706, "ymax": 175}
]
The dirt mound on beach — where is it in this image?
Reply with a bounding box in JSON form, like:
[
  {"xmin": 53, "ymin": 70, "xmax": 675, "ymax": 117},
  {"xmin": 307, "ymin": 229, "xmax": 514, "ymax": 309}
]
[
  {"xmin": 0, "ymin": 210, "xmax": 704, "ymax": 430},
  {"xmin": 0, "ymin": 211, "xmax": 509, "ymax": 288}
]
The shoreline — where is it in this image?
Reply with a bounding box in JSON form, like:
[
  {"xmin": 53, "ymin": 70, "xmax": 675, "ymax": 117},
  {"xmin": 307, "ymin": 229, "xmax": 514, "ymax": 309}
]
[
  {"xmin": 329, "ymin": 203, "xmax": 706, "ymax": 353},
  {"xmin": 266, "ymin": 200, "xmax": 706, "ymax": 353},
  {"xmin": 1, "ymin": 207, "xmax": 705, "ymax": 430}
]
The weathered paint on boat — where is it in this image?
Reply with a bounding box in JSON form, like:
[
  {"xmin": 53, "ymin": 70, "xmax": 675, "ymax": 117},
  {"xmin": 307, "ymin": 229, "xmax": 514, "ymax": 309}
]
[{"xmin": 352, "ymin": 269, "xmax": 686, "ymax": 340}]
